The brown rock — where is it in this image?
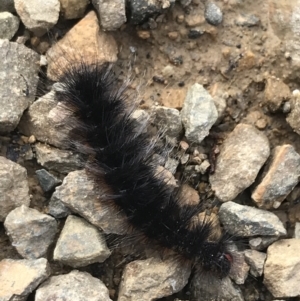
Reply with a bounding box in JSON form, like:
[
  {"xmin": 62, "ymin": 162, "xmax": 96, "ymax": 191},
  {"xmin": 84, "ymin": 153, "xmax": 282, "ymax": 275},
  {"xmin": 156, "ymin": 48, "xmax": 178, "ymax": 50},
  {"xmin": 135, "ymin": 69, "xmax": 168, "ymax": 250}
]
[
  {"xmin": 0, "ymin": 258, "xmax": 50, "ymax": 301},
  {"xmin": 237, "ymin": 50, "xmax": 256, "ymax": 71},
  {"xmin": 264, "ymin": 239, "xmax": 300, "ymax": 298},
  {"xmin": 264, "ymin": 77, "xmax": 291, "ymax": 112},
  {"xmin": 210, "ymin": 124, "xmax": 270, "ymax": 202},
  {"xmin": 137, "ymin": 30, "xmax": 151, "ymax": 39},
  {"xmin": 118, "ymin": 257, "xmax": 191, "ymax": 301},
  {"xmin": 160, "ymin": 87, "xmax": 187, "ymax": 109},
  {"xmin": 47, "ymin": 11, "xmax": 118, "ymax": 80},
  {"xmin": 60, "ymin": 0, "xmax": 89, "ymax": 19},
  {"xmin": 252, "ymin": 145, "xmax": 300, "ymax": 209}
]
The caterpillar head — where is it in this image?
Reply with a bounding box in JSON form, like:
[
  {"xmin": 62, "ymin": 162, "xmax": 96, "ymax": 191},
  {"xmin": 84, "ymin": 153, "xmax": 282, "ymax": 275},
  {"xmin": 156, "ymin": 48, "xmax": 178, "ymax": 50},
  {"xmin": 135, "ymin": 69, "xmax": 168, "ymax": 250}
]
[{"xmin": 200, "ymin": 241, "xmax": 233, "ymax": 279}]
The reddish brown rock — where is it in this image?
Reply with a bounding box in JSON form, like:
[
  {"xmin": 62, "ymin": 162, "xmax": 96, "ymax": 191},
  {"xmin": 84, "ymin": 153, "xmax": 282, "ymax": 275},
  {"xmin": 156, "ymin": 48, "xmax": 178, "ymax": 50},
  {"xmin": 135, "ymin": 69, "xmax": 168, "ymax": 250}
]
[
  {"xmin": 252, "ymin": 145, "xmax": 300, "ymax": 209},
  {"xmin": 47, "ymin": 11, "xmax": 118, "ymax": 80}
]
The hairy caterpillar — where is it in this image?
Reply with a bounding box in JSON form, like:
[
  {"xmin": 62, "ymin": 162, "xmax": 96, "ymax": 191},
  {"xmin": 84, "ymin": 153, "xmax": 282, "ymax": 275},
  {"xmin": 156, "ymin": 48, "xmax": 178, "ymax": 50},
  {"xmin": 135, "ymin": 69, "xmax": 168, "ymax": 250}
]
[{"xmin": 53, "ymin": 60, "xmax": 236, "ymax": 280}]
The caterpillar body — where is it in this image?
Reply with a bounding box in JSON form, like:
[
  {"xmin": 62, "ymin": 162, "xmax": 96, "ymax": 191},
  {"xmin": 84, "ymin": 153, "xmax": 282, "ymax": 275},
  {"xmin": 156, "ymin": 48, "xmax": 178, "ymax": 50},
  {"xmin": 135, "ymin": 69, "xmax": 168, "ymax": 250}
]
[{"xmin": 54, "ymin": 61, "xmax": 235, "ymax": 281}]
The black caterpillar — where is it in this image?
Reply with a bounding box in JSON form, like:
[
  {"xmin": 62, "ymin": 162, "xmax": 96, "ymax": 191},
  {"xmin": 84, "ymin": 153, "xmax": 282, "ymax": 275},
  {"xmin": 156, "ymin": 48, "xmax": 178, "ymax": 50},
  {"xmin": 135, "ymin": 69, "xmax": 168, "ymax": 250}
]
[{"xmin": 54, "ymin": 61, "xmax": 235, "ymax": 279}]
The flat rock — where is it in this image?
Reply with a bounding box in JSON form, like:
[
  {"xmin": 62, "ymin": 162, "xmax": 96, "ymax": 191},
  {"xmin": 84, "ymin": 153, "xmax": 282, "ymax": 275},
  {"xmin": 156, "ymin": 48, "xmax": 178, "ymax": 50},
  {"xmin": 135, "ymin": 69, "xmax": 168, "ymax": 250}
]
[
  {"xmin": 219, "ymin": 202, "xmax": 287, "ymax": 237},
  {"xmin": 0, "ymin": 12, "xmax": 20, "ymax": 40},
  {"xmin": 0, "ymin": 156, "xmax": 30, "ymax": 222},
  {"xmin": 0, "ymin": 39, "xmax": 39, "ymax": 133},
  {"xmin": 35, "ymin": 142, "xmax": 84, "ymax": 174},
  {"xmin": 15, "ymin": 0, "xmax": 60, "ymax": 36},
  {"xmin": 244, "ymin": 249, "xmax": 266, "ymax": 277},
  {"xmin": 181, "ymin": 83, "xmax": 218, "ymax": 143},
  {"xmin": 18, "ymin": 91, "xmax": 71, "ymax": 149},
  {"xmin": 60, "ymin": 0, "xmax": 89, "ymax": 19},
  {"xmin": 0, "ymin": 258, "xmax": 50, "ymax": 301},
  {"xmin": 92, "ymin": 0, "xmax": 126, "ymax": 30},
  {"xmin": 118, "ymin": 257, "xmax": 191, "ymax": 301},
  {"xmin": 4, "ymin": 205, "xmax": 58, "ymax": 259},
  {"xmin": 154, "ymin": 106, "xmax": 183, "ymax": 138},
  {"xmin": 252, "ymin": 144, "xmax": 300, "ymax": 209},
  {"xmin": 52, "ymin": 170, "xmax": 128, "ymax": 234},
  {"xmin": 264, "ymin": 239, "xmax": 300, "ymax": 298},
  {"xmin": 35, "ymin": 270, "xmax": 112, "ymax": 301},
  {"xmin": 53, "ymin": 215, "xmax": 111, "ymax": 267},
  {"xmin": 47, "ymin": 11, "xmax": 118, "ymax": 80},
  {"xmin": 264, "ymin": 77, "xmax": 291, "ymax": 112},
  {"xmin": 210, "ymin": 124, "xmax": 270, "ymax": 202}
]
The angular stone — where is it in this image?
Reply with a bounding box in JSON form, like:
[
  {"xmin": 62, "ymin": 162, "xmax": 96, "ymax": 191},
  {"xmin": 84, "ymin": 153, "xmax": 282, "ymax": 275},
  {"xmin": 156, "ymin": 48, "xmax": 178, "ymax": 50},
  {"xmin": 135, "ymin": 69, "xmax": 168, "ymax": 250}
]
[
  {"xmin": 244, "ymin": 249, "xmax": 266, "ymax": 277},
  {"xmin": 0, "ymin": 258, "xmax": 50, "ymax": 301},
  {"xmin": 219, "ymin": 202, "xmax": 286, "ymax": 237},
  {"xmin": 181, "ymin": 83, "xmax": 218, "ymax": 143},
  {"xmin": 0, "ymin": 12, "xmax": 20, "ymax": 40},
  {"xmin": 264, "ymin": 239, "xmax": 300, "ymax": 298},
  {"xmin": 154, "ymin": 106, "xmax": 183, "ymax": 138},
  {"xmin": 15, "ymin": 0, "xmax": 60, "ymax": 36},
  {"xmin": 35, "ymin": 270, "xmax": 112, "ymax": 301},
  {"xmin": 4, "ymin": 205, "xmax": 58, "ymax": 259},
  {"xmin": 47, "ymin": 11, "xmax": 118, "ymax": 80},
  {"xmin": 252, "ymin": 145, "xmax": 300, "ymax": 209},
  {"xmin": 118, "ymin": 257, "xmax": 191, "ymax": 301},
  {"xmin": 18, "ymin": 91, "xmax": 71, "ymax": 149},
  {"xmin": 92, "ymin": 0, "xmax": 126, "ymax": 30},
  {"xmin": 264, "ymin": 77, "xmax": 291, "ymax": 112},
  {"xmin": 54, "ymin": 215, "xmax": 111, "ymax": 267},
  {"xmin": 35, "ymin": 142, "xmax": 84, "ymax": 174},
  {"xmin": 287, "ymin": 90, "xmax": 300, "ymax": 135},
  {"xmin": 0, "ymin": 39, "xmax": 39, "ymax": 133},
  {"xmin": 35, "ymin": 169, "xmax": 62, "ymax": 192},
  {"xmin": 210, "ymin": 124, "xmax": 270, "ymax": 202},
  {"xmin": 53, "ymin": 170, "xmax": 127, "ymax": 234},
  {"xmin": 0, "ymin": 157, "xmax": 30, "ymax": 222}
]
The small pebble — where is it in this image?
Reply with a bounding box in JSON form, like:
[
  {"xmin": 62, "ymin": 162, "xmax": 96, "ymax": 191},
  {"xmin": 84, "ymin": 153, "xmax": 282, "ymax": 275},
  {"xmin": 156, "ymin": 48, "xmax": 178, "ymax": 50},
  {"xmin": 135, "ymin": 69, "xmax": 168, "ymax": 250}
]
[
  {"xmin": 205, "ymin": 2, "xmax": 223, "ymax": 26},
  {"xmin": 137, "ymin": 30, "xmax": 151, "ymax": 39}
]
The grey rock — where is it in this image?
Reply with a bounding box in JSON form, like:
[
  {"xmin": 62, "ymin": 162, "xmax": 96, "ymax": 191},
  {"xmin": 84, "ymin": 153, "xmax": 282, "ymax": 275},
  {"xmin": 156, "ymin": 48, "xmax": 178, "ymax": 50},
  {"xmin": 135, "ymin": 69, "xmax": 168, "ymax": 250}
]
[
  {"xmin": 35, "ymin": 142, "xmax": 84, "ymax": 174},
  {"xmin": 230, "ymin": 253, "xmax": 250, "ymax": 285},
  {"xmin": 244, "ymin": 249, "xmax": 266, "ymax": 277},
  {"xmin": 18, "ymin": 91, "xmax": 71, "ymax": 149},
  {"xmin": 294, "ymin": 222, "xmax": 300, "ymax": 238},
  {"xmin": 179, "ymin": 0, "xmax": 192, "ymax": 7},
  {"xmin": 0, "ymin": 156, "xmax": 30, "ymax": 222},
  {"xmin": 54, "ymin": 215, "xmax": 111, "ymax": 267},
  {"xmin": 92, "ymin": 0, "xmax": 126, "ymax": 30},
  {"xmin": 129, "ymin": 0, "xmax": 175, "ymax": 25},
  {"xmin": 4, "ymin": 205, "xmax": 58, "ymax": 259},
  {"xmin": 235, "ymin": 13, "xmax": 260, "ymax": 27},
  {"xmin": 0, "ymin": 39, "xmax": 39, "ymax": 133},
  {"xmin": 264, "ymin": 239, "xmax": 300, "ymax": 298},
  {"xmin": 164, "ymin": 157, "xmax": 179, "ymax": 174},
  {"xmin": 118, "ymin": 257, "xmax": 191, "ymax": 301},
  {"xmin": 53, "ymin": 170, "xmax": 128, "ymax": 234},
  {"xmin": 35, "ymin": 169, "xmax": 62, "ymax": 192},
  {"xmin": 219, "ymin": 202, "xmax": 287, "ymax": 237},
  {"xmin": 0, "ymin": 258, "xmax": 50, "ymax": 301},
  {"xmin": 210, "ymin": 124, "xmax": 270, "ymax": 202},
  {"xmin": 14, "ymin": 0, "xmax": 60, "ymax": 36},
  {"xmin": 205, "ymin": 2, "xmax": 223, "ymax": 26},
  {"xmin": 181, "ymin": 83, "xmax": 218, "ymax": 143},
  {"xmin": 60, "ymin": 0, "xmax": 89, "ymax": 19},
  {"xmin": 252, "ymin": 144, "xmax": 300, "ymax": 209},
  {"xmin": 35, "ymin": 270, "xmax": 112, "ymax": 301},
  {"xmin": 154, "ymin": 106, "xmax": 183, "ymax": 138},
  {"xmin": 249, "ymin": 236, "xmax": 279, "ymax": 251},
  {"xmin": 0, "ymin": 12, "xmax": 20, "ymax": 40},
  {"xmin": 191, "ymin": 275, "xmax": 244, "ymax": 301},
  {"xmin": 287, "ymin": 91, "xmax": 300, "ymax": 135},
  {"xmin": 132, "ymin": 109, "xmax": 149, "ymax": 134},
  {"xmin": 48, "ymin": 193, "xmax": 71, "ymax": 218},
  {"xmin": 0, "ymin": 0, "xmax": 15, "ymax": 12}
]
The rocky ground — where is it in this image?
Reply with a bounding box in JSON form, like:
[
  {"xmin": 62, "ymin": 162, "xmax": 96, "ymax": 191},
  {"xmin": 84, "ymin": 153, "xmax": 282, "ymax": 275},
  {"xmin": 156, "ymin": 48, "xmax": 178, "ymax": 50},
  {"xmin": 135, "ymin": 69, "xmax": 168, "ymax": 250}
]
[{"xmin": 1, "ymin": 0, "xmax": 300, "ymax": 300}]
